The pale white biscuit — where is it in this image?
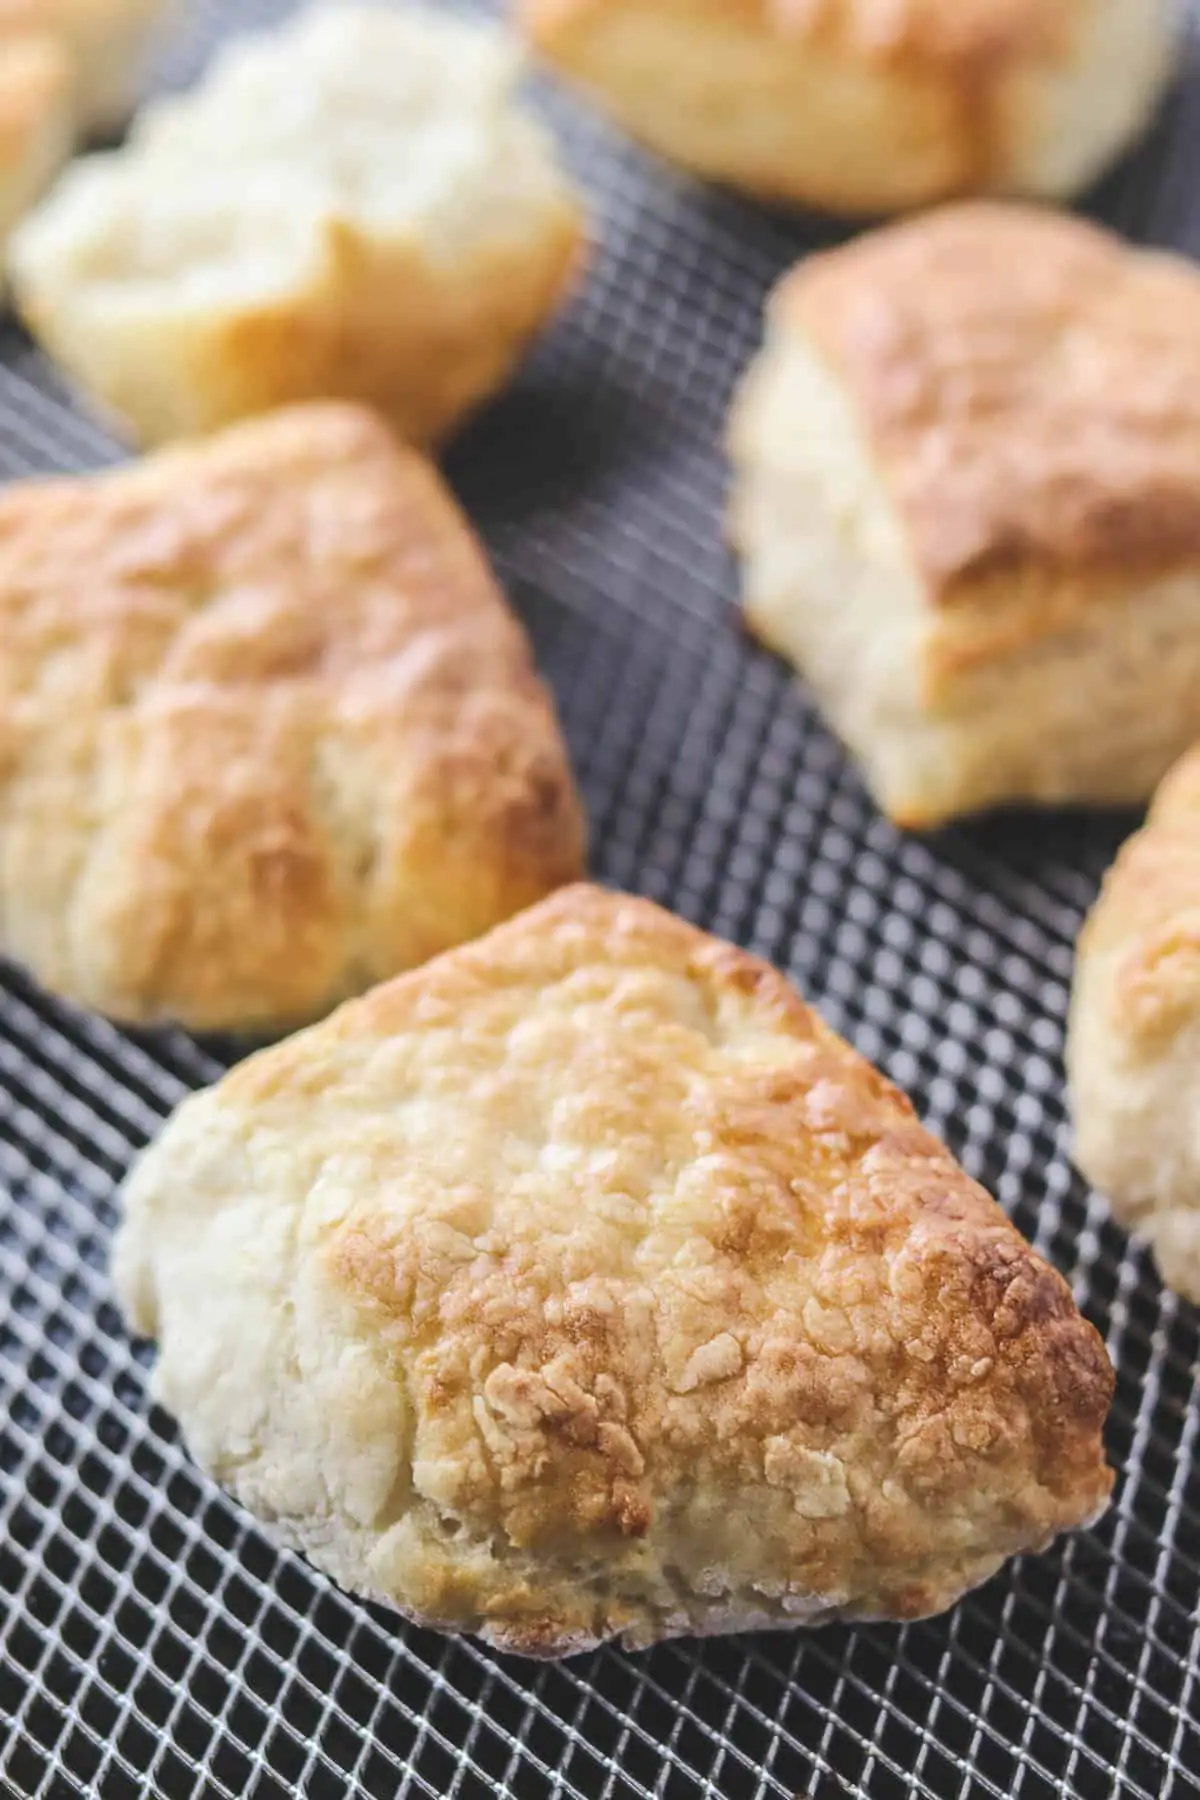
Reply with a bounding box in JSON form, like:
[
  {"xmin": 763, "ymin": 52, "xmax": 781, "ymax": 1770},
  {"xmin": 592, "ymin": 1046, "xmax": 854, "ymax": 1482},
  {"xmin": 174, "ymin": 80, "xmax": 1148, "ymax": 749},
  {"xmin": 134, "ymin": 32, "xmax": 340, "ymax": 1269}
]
[
  {"xmin": 0, "ymin": 402, "xmax": 585, "ymax": 1031},
  {"xmin": 115, "ymin": 883, "xmax": 1113, "ymax": 1658},
  {"xmin": 522, "ymin": 0, "xmax": 1174, "ymax": 216},
  {"xmin": 728, "ymin": 203, "xmax": 1200, "ymax": 829},
  {"xmin": 1069, "ymin": 746, "xmax": 1200, "ymax": 1304},
  {"xmin": 10, "ymin": 3, "xmax": 584, "ymax": 446}
]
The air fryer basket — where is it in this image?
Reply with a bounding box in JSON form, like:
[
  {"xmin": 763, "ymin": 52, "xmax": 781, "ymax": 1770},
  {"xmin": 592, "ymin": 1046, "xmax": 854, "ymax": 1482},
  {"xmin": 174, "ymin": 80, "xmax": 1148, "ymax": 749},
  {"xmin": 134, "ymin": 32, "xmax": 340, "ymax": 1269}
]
[{"xmin": 2, "ymin": 4, "xmax": 1199, "ymax": 1796}]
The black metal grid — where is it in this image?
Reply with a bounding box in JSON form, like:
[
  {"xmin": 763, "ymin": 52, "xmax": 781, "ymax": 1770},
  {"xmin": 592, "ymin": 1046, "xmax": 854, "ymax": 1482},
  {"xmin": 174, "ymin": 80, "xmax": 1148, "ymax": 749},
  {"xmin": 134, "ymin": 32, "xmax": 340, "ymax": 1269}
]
[{"xmin": 2, "ymin": 2, "xmax": 1200, "ymax": 1795}]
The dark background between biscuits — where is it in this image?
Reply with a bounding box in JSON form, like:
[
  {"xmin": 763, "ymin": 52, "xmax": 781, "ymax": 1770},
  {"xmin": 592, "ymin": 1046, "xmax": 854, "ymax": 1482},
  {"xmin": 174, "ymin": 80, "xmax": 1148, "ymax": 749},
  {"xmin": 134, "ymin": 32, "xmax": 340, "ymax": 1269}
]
[{"xmin": 2, "ymin": 2, "xmax": 1199, "ymax": 1797}]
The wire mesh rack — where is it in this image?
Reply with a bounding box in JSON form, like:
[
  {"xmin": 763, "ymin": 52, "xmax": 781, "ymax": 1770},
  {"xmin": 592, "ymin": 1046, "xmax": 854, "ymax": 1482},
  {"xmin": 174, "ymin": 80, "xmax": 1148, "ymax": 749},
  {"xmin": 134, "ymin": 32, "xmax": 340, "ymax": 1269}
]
[{"xmin": 2, "ymin": 3, "xmax": 1200, "ymax": 1796}]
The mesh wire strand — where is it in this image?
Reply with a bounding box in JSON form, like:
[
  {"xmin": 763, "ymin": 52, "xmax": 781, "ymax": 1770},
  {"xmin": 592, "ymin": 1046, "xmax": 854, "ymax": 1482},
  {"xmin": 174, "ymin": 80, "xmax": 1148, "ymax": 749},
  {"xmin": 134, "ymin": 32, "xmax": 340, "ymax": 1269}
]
[{"xmin": 2, "ymin": 2, "xmax": 1200, "ymax": 1795}]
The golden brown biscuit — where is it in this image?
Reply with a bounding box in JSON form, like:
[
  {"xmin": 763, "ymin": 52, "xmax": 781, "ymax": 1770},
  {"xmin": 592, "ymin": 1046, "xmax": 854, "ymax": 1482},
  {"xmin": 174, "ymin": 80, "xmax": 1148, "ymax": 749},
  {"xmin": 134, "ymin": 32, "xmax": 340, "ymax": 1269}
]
[
  {"xmin": 0, "ymin": 0, "xmax": 169, "ymax": 135},
  {"xmin": 728, "ymin": 203, "xmax": 1200, "ymax": 828},
  {"xmin": 0, "ymin": 403, "xmax": 585, "ymax": 1031},
  {"xmin": 1069, "ymin": 747, "xmax": 1200, "ymax": 1303},
  {"xmin": 0, "ymin": 38, "xmax": 74, "ymax": 273},
  {"xmin": 9, "ymin": 3, "xmax": 584, "ymax": 448},
  {"xmin": 523, "ymin": 0, "xmax": 1172, "ymax": 215},
  {"xmin": 115, "ymin": 883, "xmax": 1114, "ymax": 1658}
]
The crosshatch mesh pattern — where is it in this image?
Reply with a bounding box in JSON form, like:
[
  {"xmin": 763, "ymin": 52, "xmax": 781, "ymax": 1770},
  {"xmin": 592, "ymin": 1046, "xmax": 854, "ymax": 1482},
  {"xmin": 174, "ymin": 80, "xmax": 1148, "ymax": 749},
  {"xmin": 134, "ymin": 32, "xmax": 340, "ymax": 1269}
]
[{"xmin": 2, "ymin": 2, "xmax": 1200, "ymax": 1795}]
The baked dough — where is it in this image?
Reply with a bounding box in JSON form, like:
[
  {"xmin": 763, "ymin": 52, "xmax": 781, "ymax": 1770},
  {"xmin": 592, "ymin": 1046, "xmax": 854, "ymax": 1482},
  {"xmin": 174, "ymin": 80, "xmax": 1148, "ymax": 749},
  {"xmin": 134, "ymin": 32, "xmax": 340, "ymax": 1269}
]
[
  {"xmin": 0, "ymin": 39, "xmax": 74, "ymax": 275},
  {"xmin": 0, "ymin": 0, "xmax": 169, "ymax": 136},
  {"xmin": 1069, "ymin": 747, "xmax": 1200, "ymax": 1303},
  {"xmin": 0, "ymin": 2, "xmax": 168, "ymax": 281},
  {"xmin": 0, "ymin": 402, "xmax": 584, "ymax": 1031},
  {"xmin": 728, "ymin": 203, "xmax": 1200, "ymax": 829},
  {"xmin": 10, "ymin": 3, "xmax": 584, "ymax": 447},
  {"xmin": 522, "ymin": 0, "xmax": 1173, "ymax": 215},
  {"xmin": 115, "ymin": 883, "xmax": 1114, "ymax": 1658}
]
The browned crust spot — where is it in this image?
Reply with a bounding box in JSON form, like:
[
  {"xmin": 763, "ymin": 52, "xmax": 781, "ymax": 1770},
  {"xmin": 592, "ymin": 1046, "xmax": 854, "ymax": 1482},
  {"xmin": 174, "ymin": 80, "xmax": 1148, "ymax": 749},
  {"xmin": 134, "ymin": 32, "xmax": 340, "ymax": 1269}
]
[
  {"xmin": 0, "ymin": 402, "xmax": 584, "ymax": 1028},
  {"xmin": 780, "ymin": 204, "xmax": 1200, "ymax": 598},
  {"xmin": 211, "ymin": 883, "xmax": 1113, "ymax": 1653}
]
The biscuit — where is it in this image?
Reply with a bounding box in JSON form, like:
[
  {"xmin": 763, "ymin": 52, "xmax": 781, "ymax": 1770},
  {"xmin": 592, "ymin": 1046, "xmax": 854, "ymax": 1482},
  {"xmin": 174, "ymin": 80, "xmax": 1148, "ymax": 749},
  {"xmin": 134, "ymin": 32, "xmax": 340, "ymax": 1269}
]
[
  {"xmin": 10, "ymin": 3, "xmax": 584, "ymax": 447},
  {"xmin": 0, "ymin": 39, "xmax": 74, "ymax": 275},
  {"xmin": 114, "ymin": 883, "xmax": 1114, "ymax": 1658},
  {"xmin": 728, "ymin": 203, "xmax": 1200, "ymax": 829},
  {"xmin": 0, "ymin": 0, "xmax": 169, "ymax": 136},
  {"xmin": 0, "ymin": 402, "xmax": 585, "ymax": 1031},
  {"xmin": 522, "ymin": 0, "xmax": 1172, "ymax": 215},
  {"xmin": 1069, "ymin": 747, "xmax": 1200, "ymax": 1303}
]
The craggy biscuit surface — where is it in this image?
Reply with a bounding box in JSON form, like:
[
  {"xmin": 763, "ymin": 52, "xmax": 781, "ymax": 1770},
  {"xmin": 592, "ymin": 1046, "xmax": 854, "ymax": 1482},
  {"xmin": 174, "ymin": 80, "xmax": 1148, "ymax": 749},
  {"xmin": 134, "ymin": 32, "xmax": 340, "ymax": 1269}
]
[
  {"xmin": 0, "ymin": 403, "xmax": 584, "ymax": 1030},
  {"xmin": 523, "ymin": 0, "xmax": 1171, "ymax": 215},
  {"xmin": 729, "ymin": 205, "xmax": 1200, "ymax": 828},
  {"xmin": 116, "ymin": 885, "xmax": 1113, "ymax": 1657},
  {"xmin": 1070, "ymin": 747, "xmax": 1200, "ymax": 1301},
  {"xmin": 782, "ymin": 205, "xmax": 1200, "ymax": 607}
]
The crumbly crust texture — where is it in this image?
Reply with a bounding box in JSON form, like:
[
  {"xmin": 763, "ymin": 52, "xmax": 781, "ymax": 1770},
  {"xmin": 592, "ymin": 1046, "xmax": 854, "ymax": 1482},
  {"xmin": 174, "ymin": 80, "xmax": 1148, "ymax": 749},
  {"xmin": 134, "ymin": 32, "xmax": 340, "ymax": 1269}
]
[
  {"xmin": 116, "ymin": 883, "xmax": 1114, "ymax": 1657},
  {"xmin": 0, "ymin": 403, "xmax": 584, "ymax": 1030},
  {"xmin": 784, "ymin": 204, "xmax": 1200, "ymax": 599}
]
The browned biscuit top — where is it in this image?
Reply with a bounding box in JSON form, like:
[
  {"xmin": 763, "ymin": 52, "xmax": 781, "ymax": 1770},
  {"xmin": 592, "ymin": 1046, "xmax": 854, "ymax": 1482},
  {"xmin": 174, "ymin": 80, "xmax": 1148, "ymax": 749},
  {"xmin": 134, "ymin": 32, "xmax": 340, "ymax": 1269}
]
[
  {"xmin": 782, "ymin": 203, "xmax": 1200, "ymax": 595},
  {"xmin": 0, "ymin": 402, "xmax": 584, "ymax": 1028},
  {"xmin": 119, "ymin": 882, "xmax": 1115, "ymax": 1653}
]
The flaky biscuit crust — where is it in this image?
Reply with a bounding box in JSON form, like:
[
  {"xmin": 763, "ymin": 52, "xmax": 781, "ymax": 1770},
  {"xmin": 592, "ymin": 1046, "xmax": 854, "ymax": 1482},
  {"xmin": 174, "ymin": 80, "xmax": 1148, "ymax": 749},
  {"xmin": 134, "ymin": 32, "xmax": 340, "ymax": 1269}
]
[
  {"xmin": 728, "ymin": 205, "xmax": 1200, "ymax": 829},
  {"xmin": 524, "ymin": 0, "xmax": 1170, "ymax": 214},
  {"xmin": 0, "ymin": 403, "xmax": 584, "ymax": 1030},
  {"xmin": 116, "ymin": 884, "xmax": 1113, "ymax": 1657},
  {"xmin": 785, "ymin": 205, "xmax": 1200, "ymax": 615}
]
